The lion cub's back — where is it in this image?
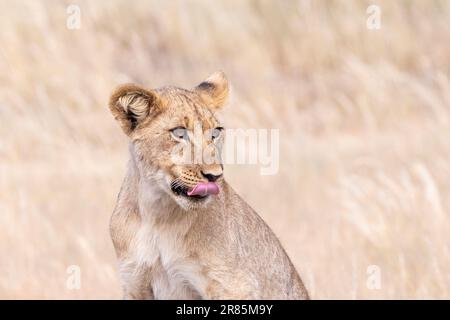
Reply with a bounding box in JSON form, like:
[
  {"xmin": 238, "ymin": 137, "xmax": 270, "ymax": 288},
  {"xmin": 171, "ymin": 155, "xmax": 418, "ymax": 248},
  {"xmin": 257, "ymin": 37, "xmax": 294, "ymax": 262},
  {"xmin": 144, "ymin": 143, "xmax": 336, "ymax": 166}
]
[{"xmin": 196, "ymin": 183, "xmax": 309, "ymax": 299}]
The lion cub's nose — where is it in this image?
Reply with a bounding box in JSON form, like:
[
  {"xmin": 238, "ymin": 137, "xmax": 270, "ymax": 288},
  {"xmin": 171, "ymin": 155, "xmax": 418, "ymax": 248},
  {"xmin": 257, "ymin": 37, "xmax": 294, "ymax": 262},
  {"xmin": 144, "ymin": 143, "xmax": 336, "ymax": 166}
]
[{"xmin": 201, "ymin": 171, "xmax": 223, "ymax": 182}]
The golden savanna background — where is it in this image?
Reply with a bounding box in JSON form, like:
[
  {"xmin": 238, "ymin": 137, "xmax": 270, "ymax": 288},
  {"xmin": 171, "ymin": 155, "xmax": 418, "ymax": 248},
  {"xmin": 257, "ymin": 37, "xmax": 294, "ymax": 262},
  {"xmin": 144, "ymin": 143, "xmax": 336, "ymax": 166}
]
[{"xmin": 1, "ymin": 0, "xmax": 449, "ymax": 299}]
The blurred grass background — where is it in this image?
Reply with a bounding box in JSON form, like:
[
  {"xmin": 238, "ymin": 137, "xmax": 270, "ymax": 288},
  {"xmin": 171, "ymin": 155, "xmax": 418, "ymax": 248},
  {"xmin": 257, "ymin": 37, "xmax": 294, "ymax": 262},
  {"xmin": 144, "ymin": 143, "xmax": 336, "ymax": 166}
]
[{"xmin": 0, "ymin": 0, "xmax": 449, "ymax": 299}]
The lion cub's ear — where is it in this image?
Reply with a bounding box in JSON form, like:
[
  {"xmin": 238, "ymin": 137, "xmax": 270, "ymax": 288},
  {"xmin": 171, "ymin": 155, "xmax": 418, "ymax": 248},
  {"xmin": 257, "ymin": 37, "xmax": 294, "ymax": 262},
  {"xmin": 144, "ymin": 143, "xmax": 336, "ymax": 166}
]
[
  {"xmin": 194, "ymin": 71, "xmax": 229, "ymax": 110},
  {"xmin": 109, "ymin": 84, "xmax": 164, "ymax": 135}
]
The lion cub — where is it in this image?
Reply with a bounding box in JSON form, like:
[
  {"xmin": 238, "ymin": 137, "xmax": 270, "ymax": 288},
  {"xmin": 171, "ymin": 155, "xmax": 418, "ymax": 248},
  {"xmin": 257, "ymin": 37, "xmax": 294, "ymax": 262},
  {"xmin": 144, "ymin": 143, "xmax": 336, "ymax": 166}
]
[{"xmin": 108, "ymin": 71, "xmax": 309, "ymax": 299}]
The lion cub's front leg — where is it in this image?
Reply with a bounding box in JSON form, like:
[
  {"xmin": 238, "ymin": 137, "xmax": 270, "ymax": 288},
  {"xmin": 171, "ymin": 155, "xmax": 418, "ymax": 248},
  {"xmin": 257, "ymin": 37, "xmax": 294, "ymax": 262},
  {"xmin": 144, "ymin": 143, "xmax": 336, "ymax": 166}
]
[
  {"xmin": 118, "ymin": 260, "xmax": 154, "ymax": 300},
  {"xmin": 110, "ymin": 207, "xmax": 154, "ymax": 299},
  {"xmin": 201, "ymin": 271, "xmax": 256, "ymax": 300},
  {"xmin": 204, "ymin": 281, "xmax": 253, "ymax": 300}
]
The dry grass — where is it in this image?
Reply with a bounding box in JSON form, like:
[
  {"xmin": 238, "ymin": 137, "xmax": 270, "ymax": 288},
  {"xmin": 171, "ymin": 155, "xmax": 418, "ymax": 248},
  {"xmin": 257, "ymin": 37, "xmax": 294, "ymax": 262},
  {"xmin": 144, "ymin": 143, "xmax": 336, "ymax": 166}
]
[{"xmin": 0, "ymin": 0, "xmax": 449, "ymax": 299}]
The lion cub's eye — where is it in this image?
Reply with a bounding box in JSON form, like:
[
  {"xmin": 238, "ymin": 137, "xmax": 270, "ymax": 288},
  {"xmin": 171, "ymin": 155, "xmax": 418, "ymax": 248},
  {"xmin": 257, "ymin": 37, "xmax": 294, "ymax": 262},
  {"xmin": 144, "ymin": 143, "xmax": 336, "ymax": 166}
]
[
  {"xmin": 170, "ymin": 127, "xmax": 189, "ymax": 141},
  {"xmin": 212, "ymin": 127, "xmax": 223, "ymax": 140}
]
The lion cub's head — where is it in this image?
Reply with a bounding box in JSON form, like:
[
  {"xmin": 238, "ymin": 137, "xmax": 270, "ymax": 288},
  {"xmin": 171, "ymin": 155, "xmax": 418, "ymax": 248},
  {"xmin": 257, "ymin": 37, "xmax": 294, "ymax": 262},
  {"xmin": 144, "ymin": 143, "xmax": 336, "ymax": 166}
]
[{"xmin": 109, "ymin": 71, "xmax": 228, "ymax": 210}]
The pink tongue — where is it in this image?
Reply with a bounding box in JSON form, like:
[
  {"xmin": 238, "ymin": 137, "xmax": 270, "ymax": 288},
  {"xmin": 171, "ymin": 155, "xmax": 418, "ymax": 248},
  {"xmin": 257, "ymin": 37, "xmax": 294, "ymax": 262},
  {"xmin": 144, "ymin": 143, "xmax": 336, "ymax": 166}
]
[{"xmin": 187, "ymin": 182, "xmax": 220, "ymax": 197}]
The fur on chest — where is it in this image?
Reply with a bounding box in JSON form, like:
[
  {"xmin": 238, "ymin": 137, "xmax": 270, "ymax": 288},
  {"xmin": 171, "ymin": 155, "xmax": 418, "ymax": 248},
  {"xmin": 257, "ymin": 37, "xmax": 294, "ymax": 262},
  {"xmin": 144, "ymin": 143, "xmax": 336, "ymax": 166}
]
[{"xmin": 129, "ymin": 220, "xmax": 206, "ymax": 299}]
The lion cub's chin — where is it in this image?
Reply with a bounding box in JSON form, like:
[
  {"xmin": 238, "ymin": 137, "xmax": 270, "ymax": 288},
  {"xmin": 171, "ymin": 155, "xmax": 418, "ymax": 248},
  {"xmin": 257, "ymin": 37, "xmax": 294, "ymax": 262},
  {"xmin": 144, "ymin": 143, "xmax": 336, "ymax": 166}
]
[{"xmin": 172, "ymin": 194, "xmax": 213, "ymax": 211}]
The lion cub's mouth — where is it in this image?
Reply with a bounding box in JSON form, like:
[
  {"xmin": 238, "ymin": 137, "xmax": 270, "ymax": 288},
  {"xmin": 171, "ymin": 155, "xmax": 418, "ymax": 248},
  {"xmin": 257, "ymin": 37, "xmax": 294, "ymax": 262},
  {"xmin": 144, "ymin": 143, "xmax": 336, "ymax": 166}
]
[
  {"xmin": 170, "ymin": 181, "xmax": 219, "ymax": 200},
  {"xmin": 187, "ymin": 182, "xmax": 219, "ymax": 196}
]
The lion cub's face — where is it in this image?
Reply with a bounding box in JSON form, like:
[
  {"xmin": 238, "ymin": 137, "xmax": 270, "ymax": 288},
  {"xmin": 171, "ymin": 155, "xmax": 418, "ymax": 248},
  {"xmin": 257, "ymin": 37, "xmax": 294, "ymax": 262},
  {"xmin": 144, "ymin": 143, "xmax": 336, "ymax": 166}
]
[{"xmin": 109, "ymin": 72, "xmax": 228, "ymax": 210}]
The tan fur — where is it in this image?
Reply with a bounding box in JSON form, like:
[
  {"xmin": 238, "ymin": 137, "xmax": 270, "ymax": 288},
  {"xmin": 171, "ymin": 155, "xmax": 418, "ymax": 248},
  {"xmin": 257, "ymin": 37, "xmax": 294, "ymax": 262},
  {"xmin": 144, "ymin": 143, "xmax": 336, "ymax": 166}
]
[{"xmin": 109, "ymin": 71, "xmax": 309, "ymax": 300}]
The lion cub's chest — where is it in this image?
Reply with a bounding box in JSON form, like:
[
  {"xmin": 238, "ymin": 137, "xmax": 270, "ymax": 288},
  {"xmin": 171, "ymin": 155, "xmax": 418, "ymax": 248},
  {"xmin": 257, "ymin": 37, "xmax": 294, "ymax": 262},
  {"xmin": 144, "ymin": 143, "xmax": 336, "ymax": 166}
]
[{"xmin": 132, "ymin": 222, "xmax": 205, "ymax": 299}]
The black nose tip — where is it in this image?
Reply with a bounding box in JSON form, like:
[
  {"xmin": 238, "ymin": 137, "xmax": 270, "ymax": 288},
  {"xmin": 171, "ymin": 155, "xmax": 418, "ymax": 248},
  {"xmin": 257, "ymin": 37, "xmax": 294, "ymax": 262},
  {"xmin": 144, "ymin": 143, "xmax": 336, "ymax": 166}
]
[{"xmin": 201, "ymin": 171, "xmax": 223, "ymax": 182}]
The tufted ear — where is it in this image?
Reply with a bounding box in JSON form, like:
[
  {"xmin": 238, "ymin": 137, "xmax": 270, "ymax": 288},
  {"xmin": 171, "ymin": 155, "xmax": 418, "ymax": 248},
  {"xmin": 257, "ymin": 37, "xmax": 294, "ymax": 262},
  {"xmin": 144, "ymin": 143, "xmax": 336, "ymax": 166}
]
[
  {"xmin": 194, "ymin": 71, "xmax": 229, "ymax": 110},
  {"xmin": 109, "ymin": 84, "xmax": 164, "ymax": 135}
]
